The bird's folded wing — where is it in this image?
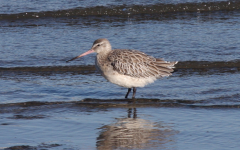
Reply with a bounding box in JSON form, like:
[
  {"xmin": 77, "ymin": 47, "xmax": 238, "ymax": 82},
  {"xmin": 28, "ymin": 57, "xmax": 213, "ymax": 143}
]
[{"xmin": 108, "ymin": 49, "xmax": 177, "ymax": 78}]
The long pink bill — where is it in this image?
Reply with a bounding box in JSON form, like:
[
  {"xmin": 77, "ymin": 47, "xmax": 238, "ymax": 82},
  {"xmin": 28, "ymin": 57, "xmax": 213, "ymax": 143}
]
[{"xmin": 66, "ymin": 49, "xmax": 94, "ymax": 62}]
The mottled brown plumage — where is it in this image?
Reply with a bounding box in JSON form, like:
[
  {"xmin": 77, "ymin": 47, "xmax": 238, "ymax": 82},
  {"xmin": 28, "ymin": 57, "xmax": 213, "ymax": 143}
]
[{"xmin": 108, "ymin": 49, "xmax": 176, "ymax": 78}]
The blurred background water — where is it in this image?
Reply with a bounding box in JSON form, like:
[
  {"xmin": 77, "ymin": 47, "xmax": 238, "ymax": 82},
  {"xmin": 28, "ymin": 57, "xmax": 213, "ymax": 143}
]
[{"xmin": 0, "ymin": 0, "xmax": 240, "ymax": 149}]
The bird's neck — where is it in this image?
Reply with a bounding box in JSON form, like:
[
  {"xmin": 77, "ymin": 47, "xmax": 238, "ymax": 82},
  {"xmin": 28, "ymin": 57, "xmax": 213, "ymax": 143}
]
[{"xmin": 96, "ymin": 50, "xmax": 111, "ymax": 65}]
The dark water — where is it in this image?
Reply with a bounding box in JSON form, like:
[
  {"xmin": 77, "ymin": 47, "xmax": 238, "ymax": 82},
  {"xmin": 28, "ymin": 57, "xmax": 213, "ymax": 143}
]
[{"xmin": 0, "ymin": 0, "xmax": 240, "ymax": 149}]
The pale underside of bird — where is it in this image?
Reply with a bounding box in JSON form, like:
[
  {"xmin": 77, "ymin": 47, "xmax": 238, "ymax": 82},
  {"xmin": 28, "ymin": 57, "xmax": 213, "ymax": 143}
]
[{"xmin": 67, "ymin": 38, "xmax": 178, "ymax": 99}]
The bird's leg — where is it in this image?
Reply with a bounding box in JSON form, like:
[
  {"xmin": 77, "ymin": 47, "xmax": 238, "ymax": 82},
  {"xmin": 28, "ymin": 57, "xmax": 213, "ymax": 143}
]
[
  {"xmin": 132, "ymin": 87, "xmax": 137, "ymax": 99},
  {"xmin": 125, "ymin": 88, "xmax": 132, "ymax": 98}
]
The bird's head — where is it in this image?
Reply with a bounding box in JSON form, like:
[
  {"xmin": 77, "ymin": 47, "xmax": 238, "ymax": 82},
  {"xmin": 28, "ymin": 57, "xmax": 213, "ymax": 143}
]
[{"xmin": 67, "ymin": 38, "xmax": 112, "ymax": 62}]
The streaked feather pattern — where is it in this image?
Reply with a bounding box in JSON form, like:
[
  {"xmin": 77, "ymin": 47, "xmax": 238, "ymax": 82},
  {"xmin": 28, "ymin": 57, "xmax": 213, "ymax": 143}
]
[{"xmin": 108, "ymin": 49, "xmax": 177, "ymax": 78}]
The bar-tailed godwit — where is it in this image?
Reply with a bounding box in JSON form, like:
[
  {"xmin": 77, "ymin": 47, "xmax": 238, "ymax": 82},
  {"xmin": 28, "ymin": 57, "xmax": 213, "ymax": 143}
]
[{"xmin": 68, "ymin": 38, "xmax": 178, "ymax": 99}]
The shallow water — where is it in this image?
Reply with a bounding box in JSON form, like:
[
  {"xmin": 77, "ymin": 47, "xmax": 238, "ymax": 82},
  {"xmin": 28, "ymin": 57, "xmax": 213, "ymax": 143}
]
[{"xmin": 0, "ymin": 0, "xmax": 240, "ymax": 149}]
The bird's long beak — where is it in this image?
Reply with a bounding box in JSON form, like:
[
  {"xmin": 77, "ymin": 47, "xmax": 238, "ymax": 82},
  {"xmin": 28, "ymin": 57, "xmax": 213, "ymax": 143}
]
[{"xmin": 67, "ymin": 49, "xmax": 95, "ymax": 62}]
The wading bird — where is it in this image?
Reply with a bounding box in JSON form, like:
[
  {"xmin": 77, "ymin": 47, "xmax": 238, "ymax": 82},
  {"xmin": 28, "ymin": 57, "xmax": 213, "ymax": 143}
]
[{"xmin": 67, "ymin": 38, "xmax": 177, "ymax": 99}]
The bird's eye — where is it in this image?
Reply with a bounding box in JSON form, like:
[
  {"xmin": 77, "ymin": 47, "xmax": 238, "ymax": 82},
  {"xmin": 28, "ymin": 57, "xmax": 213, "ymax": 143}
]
[{"xmin": 97, "ymin": 44, "xmax": 100, "ymax": 46}]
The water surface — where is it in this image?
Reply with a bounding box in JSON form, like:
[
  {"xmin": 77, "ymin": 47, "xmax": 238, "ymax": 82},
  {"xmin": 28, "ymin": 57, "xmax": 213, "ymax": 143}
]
[{"xmin": 0, "ymin": 0, "xmax": 240, "ymax": 149}]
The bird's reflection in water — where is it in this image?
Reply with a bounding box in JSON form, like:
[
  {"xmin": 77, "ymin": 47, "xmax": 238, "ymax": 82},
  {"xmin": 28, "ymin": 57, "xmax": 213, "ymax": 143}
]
[{"xmin": 96, "ymin": 105, "xmax": 178, "ymax": 150}]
